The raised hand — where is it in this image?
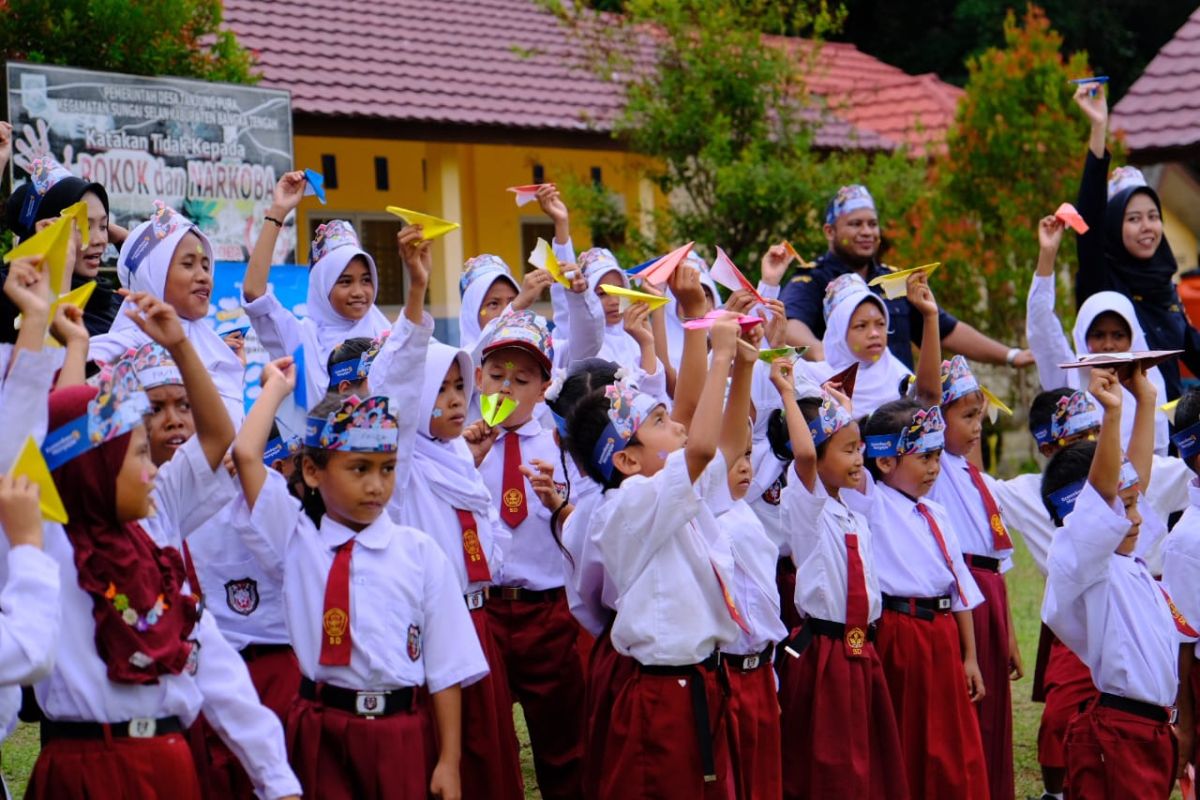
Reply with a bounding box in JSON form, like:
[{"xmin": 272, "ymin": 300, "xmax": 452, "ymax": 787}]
[
  {"xmin": 1072, "ymin": 82, "xmax": 1108, "ymax": 129},
  {"xmin": 3, "ymin": 255, "xmax": 51, "ymax": 318},
  {"xmin": 0, "ymin": 474, "xmax": 43, "ymax": 549},
  {"xmin": 905, "ymin": 272, "xmax": 938, "ymax": 318},
  {"xmin": 513, "ymin": 268, "xmax": 554, "ymax": 311},
  {"xmin": 271, "ymin": 171, "xmax": 308, "ymax": 215},
  {"xmin": 761, "ymin": 243, "xmax": 793, "ymax": 287},
  {"xmin": 398, "ymin": 224, "xmax": 432, "ymax": 287},
  {"xmin": 259, "ymin": 355, "xmax": 297, "ymax": 395},
  {"xmin": 668, "ymin": 263, "xmax": 706, "ymax": 319},
  {"xmin": 121, "ymin": 290, "xmax": 186, "ymax": 349},
  {"xmin": 623, "ymin": 301, "xmax": 654, "ymax": 347},
  {"xmin": 535, "ymin": 183, "xmax": 569, "ymax": 226},
  {"xmin": 1088, "ymin": 367, "xmax": 1122, "ymax": 412},
  {"xmin": 50, "ymin": 303, "xmax": 88, "ymax": 348}
]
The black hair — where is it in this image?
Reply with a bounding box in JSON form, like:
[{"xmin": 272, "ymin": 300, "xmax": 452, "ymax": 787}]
[
  {"xmin": 860, "ymin": 397, "xmax": 922, "ymax": 481},
  {"xmin": 766, "ymin": 397, "xmax": 825, "ymax": 463},
  {"xmin": 1175, "ymin": 389, "xmax": 1200, "ymax": 471},
  {"xmin": 1041, "ymin": 440, "xmax": 1096, "ymax": 525},
  {"xmin": 327, "ymin": 337, "xmax": 372, "ymax": 371},
  {"xmin": 298, "ymin": 393, "xmax": 349, "ymax": 526},
  {"xmin": 565, "ymin": 388, "xmax": 630, "ymax": 492},
  {"xmin": 1029, "ymin": 388, "xmax": 1075, "ymax": 440}
]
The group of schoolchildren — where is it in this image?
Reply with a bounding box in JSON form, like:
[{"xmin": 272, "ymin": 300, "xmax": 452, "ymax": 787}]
[{"xmin": 0, "ymin": 79, "xmax": 1195, "ymax": 800}]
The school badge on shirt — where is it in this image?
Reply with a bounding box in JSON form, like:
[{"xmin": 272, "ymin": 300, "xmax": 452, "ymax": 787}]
[
  {"xmin": 503, "ymin": 488, "xmax": 525, "ymax": 514},
  {"xmin": 407, "ymin": 624, "xmax": 422, "ymax": 661},
  {"xmin": 324, "ymin": 607, "xmax": 349, "ymax": 645},
  {"xmin": 762, "ymin": 478, "xmax": 783, "ymax": 506},
  {"xmin": 224, "ymin": 578, "xmax": 260, "ymax": 616}
]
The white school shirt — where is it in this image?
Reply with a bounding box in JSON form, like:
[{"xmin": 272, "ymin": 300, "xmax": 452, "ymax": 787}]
[
  {"xmin": 985, "ymin": 472, "xmax": 1054, "ymax": 576},
  {"xmin": 234, "ymin": 471, "xmax": 487, "ymax": 693},
  {"xmin": 1163, "ymin": 479, "xmax": 1200, "ymax": 660},
  {"xmin": 709, "ymin": 484, "xmax": 786, "ymax": 656},
  {"xmin": 746, "ymin": 440, "xmax": 790, "ymax": 558},
  {"xmin": 781, "ymin": 475, "xmax": 882, "ymax": 625},
  {"xmin": 479, "ymin": 417, "xmax": 569, "ymax": 591},
  {"xmin": 548, "ymin": 238, "xmax": 606, "ymax": 367},
  {"xmin": 591, "ymin": 449, "xmax": 740, "ymax": 665},
  {"xmin": 930, "ymin": 451, "xmax": 1014, "ymax": 571},
  {"xmin": 1042, "ymin": 482, "xmax": 1189, "ymax": 706},
  {"xmin": 561, "ymin": 489, "xmax": 615, "ymax": 638},
  {"xmin": 140, "ymin": 436, "xmax": 238, "ymax": 550},
  {"xmin": 844, "ymin": 476, "xmax": 983, "ymax": 612}
]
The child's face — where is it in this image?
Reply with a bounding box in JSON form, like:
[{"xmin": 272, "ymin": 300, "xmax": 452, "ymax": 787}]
[
  {"xmin": 429, "ymin": 360, "xmax": 468, "ymax": 440},
  {"xmin": 163, "ymin": 231, "xmax": 212, "ymax": 321},
  {"xmin": 146, "ymin": 385, "xmax": 194, "ymax": 466},
  {"xmin": 115, "ymin": 425, "xmax": 159, "ymax": 522},
  {"xmin": 844, "ymin": 299, "xmax": 887, "ymax": 363},
  {"xmin": 817, "ymin": 421, "xmax": 863, "ymax": 494},
  {"xmin": 596, "ymin": 271, "xmax": 624, "ymax": 325},
  {"xmin": 479, "ymin": 278, "xmax": 517, "ymax": 326},
  {"xmin": 726, "ymin": 422, "xmax": 754, "ymax": 501},
  {"xmin": 1115, "ymin": 484, "xmax": 1143, "ymax": 555},
  {"xmin": 1085, "ymin": 312, "xmax": 1132, "ymax": 354},
  {"xmin": 878, "ymin": 449, "xmax": 942, "ymax": 499},
  {"xmin": 328, "ymin": 256, "xmax": 375, "ymax": 321},
  {"xmin": 942, "ymin": 392, "xmax": 983, "ymax": 456},
  {"xmin": 477, "ymin": 348, "xmax": 550, "ymax": 428},
  {"xmin": 303, "ymin": 451, "xmax": 396, "ymax": 530},
  {"xmin": 613, "ymin": 405, "xmax": 686, "ymax": 480}
]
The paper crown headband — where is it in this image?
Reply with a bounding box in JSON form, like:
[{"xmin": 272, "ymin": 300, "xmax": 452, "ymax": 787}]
[
  {"xmin": 125, "ymin": 342, "xmax": 183, "ymax": 390},
  {"xmin": 825, "ymin": 184, "xmax": 875, "ymax": 225},
  {"xmin": 482, "ymin": 309, "xmax": 554, "ymax": 374},
  {"xmin": 864, "ymin": 406, "xmax": 945, "ymax": 458},
  {"xmin": 808, "ymin": 392, "xmax": 854, "ymax": 446},
  {"xmin": 460, "ymin": 254, "xmax": 514, "ymax": 296},
  {"xmin": 1173, "ymin": 421, "xmax": 1200, "ymax": 461},
  {"xmin": 328, "ymin": 330, "xmax": 390, "ymax": 388},
  {"xmin": 592, "ymin": 379, "xmax": 661, "ymax": 480},
  {"xmin": 310, "ymin": 220, "xmax": 361, "ymax": 266},
  {"xmin": 263, "ymin": 432, "xmax": 302, "ymax": 465},
  {"xmin": 1047, "ymin": 460, "xmax": 1140, "ymax": 520},
  {"xmin": 304, "ymin": 395, "xmax": 399, "ymax": 452},
  {"xmin": 579, "ymin": 247, "xmax": 621, "ymax": 279},
  {"xmin": 43, "ymin": 362, "xmax": 152, "ymax": 470},
  {"xmin": 122, "ymin": 200, "xmax": 194, "ymax": 278},
  {"xmin": 940, "ymin": 355, "xmax": 993, "ymax": 407},
  {"xmin": 1108, "ymin": 166, "xmax": 1148, "ymax": 201},
  {"xmin": 1040, "ymin": 390, "xmax": 1101, "ymax": 445},
  {"xmin": 823, "ymin": 272, "xmax": 872, "ymax": 321},
  {"xmin": 16, "ymin": 157, "xmax": 75, "ymax": 230}
]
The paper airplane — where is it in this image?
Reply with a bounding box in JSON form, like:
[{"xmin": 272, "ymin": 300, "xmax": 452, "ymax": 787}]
[
  {"xmin": 782, "ymin": 240, "xmax": 813, "ymax": 268},
  {"xmin": 1071, "ymin": 76, "xmax": 1109, "ymax": 97},
  {"xmin": 868, "ymin": 262, "xmax": 940, "ymax": 300},
  {"xmin": 1162, "ymin": 398, "xmax": 1179, "ymax": 425},
  {"xmin": 385, "ymin": 206, "xmax": 461, "ymax": 240},
  {"xmin": 59, "ymin": 200, "xmax": 90, "ymax": 250},
  {"xmin": 303, "ymin": 169, "xmax": 327, "ymax": 204},
  {"xmin": 1054, "ymin": 202, "xmax": 1088, "ymax": 234},
  {"xmin": 710, "ymin": 246, "xmax": 763, "ymax": 304},
  {"xmin": 600, "ymin": 284, "xmax": 670, "ymax": 311},
  {"xmin": 980, "ymin": 386, "xmax": 1013, "ymax": 424},
  {"xmin": 527, "ymin": 237, "xmax": 572, "ymax": 288},
  {"xmin": 1059, "ymin": 349, "xmax": 1182, "ymax": 381},
  {"xmin": 682, "ymin": 310, "xmax": 762, "ymax": 333},
  {"xmin": 757, "ymin": 345, "xmax": 808, "ymax": 364},
  {"xmin": 827, "ymin": 363, "xmax": 859, "ymax": 398},
  {"xmin": 480, "ymin": 393, "xmax": 518, "ymax": 427},
  {"xmin": 508, "ymin": 184, "xmax": 549, "ymax": 207},
  {"xmin": 641, "ymin": 242, "xmax": 695, "ymax": 287},
  {"xmin": 11, "ymin": 436, "xmax": 67, "ymax": 523},
  {"xmin": 292, "ymin": 344, "xmax": 308, "ymax": 410},
  {"xmin": 4, "ymin": 214, "xmax": 74, "ymax": 295}
]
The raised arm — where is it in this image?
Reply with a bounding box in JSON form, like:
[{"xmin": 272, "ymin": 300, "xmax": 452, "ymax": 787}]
[
  {"xmin": 686, "ymin": 316, "xmax": 738, "ymax": 483},
  {"xmin": 669, "ymin": 266, "xmax": 711, "ymax": 425},
  {"xmin": 907, "ymin": 273, "xmax": 943, "ymax": 407},
  {"xmin": 1123, "ymin": 365, "xmax": 1158, "ymax": 489},
  {"xmin": 1027, "ymin": 216, "xmax": 1077, "ymax": 390},
  {"xmin": 1086, "ymin": 367, "xmax": 1123, "ymax": 504},
  {"xmin": 232, "ymin": 358, "xmax": 295, "ymax": 509},
  {"xmin": 4, "ymin": 256, "xmax": 51, "ymax": 372},
  {"xmin": 1072, "ymin": 82, "xmax": 1110, "ymax": 307},
  {"xmin": 244, "ymin": 172, "xmax": 306, "ymax": 303},
  {"xmin": 398, "ymin": 224, "xmax": 430, "ymax": 326},
  {"xmin": 771, "ymin": 358, "xmax": 816, "ymax": 491},
  {"xmin": 719, "ymin": 329, "xmax": 760, "ymax": 466}
]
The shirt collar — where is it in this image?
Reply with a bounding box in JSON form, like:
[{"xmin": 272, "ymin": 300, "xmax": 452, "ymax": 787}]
[
  {"xmin": 319, "ymin": 513, "xmax": 394, "ymax": 551},
  {"xmin": 500, "ymin": 416, "xmax": 543, "ymax": 438}
]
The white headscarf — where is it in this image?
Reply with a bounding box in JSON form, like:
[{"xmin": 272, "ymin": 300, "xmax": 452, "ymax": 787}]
[
  {"xmin": 304, "ymin": 230, "xmax": 390, "ymax": 358},
  {"xmin": 817, "ymin": 280, "xmax": 911, "ymax": 419},
  {"xmin": 663, "ymin": 253, "xmax": 723, "ymax": 372},
  {"xmin": 459, "ymin": 255, "xmax": 520, "ymax": 350},
  {"xmin": 89, "ymin": 203, "xmax": 245, "ymax": 425},
  {"xmin": 581, "ymin": 248, "xmax": 641, "ymax": 366},
  {"xmin": 1072, "ymin": 291, "xmax": 1169, "ymax": 453}
]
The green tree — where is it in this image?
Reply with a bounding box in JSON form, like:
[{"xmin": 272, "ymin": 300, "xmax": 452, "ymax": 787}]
[{"xmin": 0, "ymin": 0, "xmax": 255, "ymax": 84}]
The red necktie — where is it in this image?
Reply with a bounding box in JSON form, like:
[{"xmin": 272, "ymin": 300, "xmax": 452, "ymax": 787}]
[
  {"xmin": 965, "ymin": 462, "xmax": 1014, "ymax": 552},
  {"xmin": 500, "ymin": 432, "xmax": 528, "ymax": 528},
  {"xmin": 710, "ymin": 560, "xmax": 753, "ymax": 636},
  {"xmin": 844, "ymin": 533, "xmax": 869, "ymax": 658},
  {"xmin": 915, "ymin": 503, "xmax": 968, "ymax": 606},
  {"xmin": 319, "ymin": 539, "xmax": 354, "ymax": 666},
  {"xmin": 456, "ymin": 509, "xmax": 493, "ymax": 583},
  {"xmin": 1158, "ymin": 584, "xmax": 1200, "ymax": 637}
]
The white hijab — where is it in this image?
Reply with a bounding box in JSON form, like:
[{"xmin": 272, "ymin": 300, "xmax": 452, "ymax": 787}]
[
  {"xmin": 663, "ymin": 255, "xmax": 723, "ymax": 373},
  {"xmin": 583, "ymin": 252, "xmax": 640, "ymax": 366},
  {"xmin": 89, "ymin": 205, "xmax": 245, "ymax": 425},
  {"xmin": 816, "ymin": 284, "xmax": 911, "ymax": 419},
  {"xmin": 459, "ymin": 256, "xmax": 519, "ymax": 350}
]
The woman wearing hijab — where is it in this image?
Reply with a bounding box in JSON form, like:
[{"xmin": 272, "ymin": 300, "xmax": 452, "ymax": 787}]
[{"xmin": 1072, "ymin": 81, "xmax": 1200, "ymax": 399}]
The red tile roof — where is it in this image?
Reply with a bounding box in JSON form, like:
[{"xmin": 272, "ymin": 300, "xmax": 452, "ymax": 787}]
[
  {"xmin": 223, "ymin": 0, "xmax": 959, "ymax": 154},
  {"xmin": 1111, "ymin": 5, "xmax": 1200, "ymax": 154}
]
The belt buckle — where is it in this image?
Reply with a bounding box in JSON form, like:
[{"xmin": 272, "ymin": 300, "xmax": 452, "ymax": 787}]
[
  {"xmin": 501, "ymin": 587, "xmax": 521, "ymax": 601},
  {"xmin": 465, "ymin": 591, "xmax": 485, "ymax": 610},
  {"xmin": 355, "ymin": 691, "xmax": 387, "ymax": 717},
  {"xmin": 127, "ymin": 718, "xmax": 157, "ymax": 738},
  {"xmin": 742, "ymin": 655, "xmax": 760, "ymax": 670},
  {"xmin": 936, "ymin": 597, "xmax": 951, "ymax": 611},
  {"xmin": 1169, "ymin": 705, "xmax": 1179, "ymax": 725}
]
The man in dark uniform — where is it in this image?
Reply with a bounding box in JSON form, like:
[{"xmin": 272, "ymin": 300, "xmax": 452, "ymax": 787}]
[{"xmin": 781, "ymin": 184, "xmax": 1033, "ymax": 370}]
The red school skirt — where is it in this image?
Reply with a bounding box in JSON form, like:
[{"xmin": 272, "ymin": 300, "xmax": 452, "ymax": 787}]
[
  {"xmin": 462, "ymin": 601, "xmax": 525, "ymax": 800},
  {"xmin": 582, "ymin": 618, "xmax": 637, "ymax": 800},
  {"xmin": 776, "ymin": 621, "xmax": 908, "ymax": 800},
  {"xmin": 725, "ymin": 646, "xmax": 783, "ymax": 800},
  {"xmin": 875, "ymin": 604, "xmax": 989, "ymax": 800},
  {"xmin": 1036, "ymin": 635, "xmax": 1096, "ymax": 770},
  {"xmin": 965, "ymin": 560, "xmax": 1015, "ymax": 800},
  {"xmin": 1065, "ymin": 696, "xmax": 1176, "ymax": 799}
]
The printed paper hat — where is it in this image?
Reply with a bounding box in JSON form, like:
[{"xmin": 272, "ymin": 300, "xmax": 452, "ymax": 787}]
[
  {"xmin": 1108, "ymin": 166, "xmax": 1148, "ymax": 201},
  {"xmin": 43, "ymin": 361, "xmax": 151, "ymax": 470},
  {"xmin": 941, "ymin": 355, "xmax": 980, "ymax": 406},
  {"xmin": 304, "ymin": 395, "xmax": 400, "ymax": 452},
  {"xmin": 579, "ymin": 247, "xmax": 622, "ymax": 281},
  {"xmin": 126, "ymin": 343, "xmax": 183, "ymax": 390},
  {"xmin": 309, "ymin": 220, "xmax": 362, "ymax": 267},
  {"xmin": 592, "ymin": 378, "xmax": 662, "ymax": 479},
  {"xmin": 120, "ymin": 201, "xmax": 196, "ymax": 280},
  {"xmin": 1172, "ymin": 421, "xmax": 1200, "ymax": 461},
  {"xmin": 528, "ymin": 238, "xmax": 574, "ymax": 288},
  {"xmin": 460, "ymin": 254, "xmax": 514, "ymax": 296},
  {"xmin": 864, "ymin": 406, "xmax": 946, "ymax": 458},
  {"xmin": 16, "ymin": 157, "xmax": 75, "ymax": 230},
  {"xmin": 263, "ymin": 432, "xmax": 303, "ymax": 466},
  {"xmin": 1047, "ymin": 390, "xmax": 1102, "ymax": 444},
  {"xmin": 825, "ymin": 184, "xmax": 876, "ymax": 225},
  {"xmin": 328, "ymin": 330, "xmax": 391, "ymax": 387},
  {"xmin": 1054, "ymin": 460, "xmax": 1142, "ymax": 518},
  {"xmin": 808, "ymin": 392, "xmax": 854, "ymax": 446},
  {"xmin": 1119, "ymin": 459, "xmax": 1140, "ymax": 491},
  {"xmin": 481, "ymin": 309, "xmax": 554, "ymax": 375},
  {"xmin": 823, "ymin": 273, "xmax": 871, "ymax": 321}
]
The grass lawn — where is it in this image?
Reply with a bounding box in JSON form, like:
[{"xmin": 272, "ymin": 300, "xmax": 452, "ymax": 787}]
[{"xmin": 1, "ymin": 541, "xmax": 1182, "ymax": 799}]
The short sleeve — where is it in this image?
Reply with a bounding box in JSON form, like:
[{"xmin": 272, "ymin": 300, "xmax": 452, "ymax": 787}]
[
  {"xmin": 155, "ymin": 437, "xmax": 239, "ymax": 542},
  {"xmin": 421, "ymin": 537, "xmax": 489, "ymax": 693},
  {"xmin": 1046, "ymin": 482, "xmax": 1130, "ymax": 587}
]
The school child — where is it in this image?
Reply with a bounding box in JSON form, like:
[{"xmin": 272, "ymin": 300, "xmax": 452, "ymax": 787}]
[
  {"xmin": 232, "ymin": 361, "xmax": 486, "ymax": 799},
  {"xmin": 1027, "ymin": 213, "xmax": 1170, "ymax": 454},
  {"xmin": 466, "ymin": 307, "xmax": 586, "ymax": 800},
  {"xmin": 88, "ymin": 201, "xmax": 246, "ymax": 426},
  {"xmin": 242, "ymin": 173, "xmax": 390, "ymax": 409},
  {"xmin": 326, "ymin": 335, "xmax": 379, "ymax": 395},
  {"xmin": 578, "ymin": 247, "xmax": 662, "ymax": 366},
  {"xmin": 563, "ymin": 310, "xmax": 747, "ymax": 799},
  {"xmin": 662, "ymin": 251, "xmax": 723, "ymax": 376},
  {"xmin": 1041, "ymin": 364, "xmax": 1195, "ymax": 798}
]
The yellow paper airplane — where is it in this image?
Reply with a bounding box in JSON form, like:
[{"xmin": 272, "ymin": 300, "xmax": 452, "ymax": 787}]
[
  {"xmin": 980, "ymin": 386, "xmax": 1013, "ymax": 424},
  {"xmin": 4, "ymin": 215, "xmax": 74, "ymax": 295},
  {"xmin": 385, "ymin": 206, "xmax": 461, "ymax": 240},
  {"xmin": 600, "ymin": 284, "xmax": 670, "ymax": 311},
  {"xmin": 60, "ymin": 200, "xmax": 90, "ymax": 250},
  {"xmin": 480, "ymin": 394, "xmax": 518, "ymax": 427},
  {"xmin": 528, "ymin": 238, "xmax": 572, "ymax": 288},
  {"xmin": 9, "ymin": 436, "xmax": 67, "ymax": 523},
  {"xmin": 1162, "ymin": 399, "xmax": 1179, "ymax": 425},
  {"xmin": 868, "ymin": 262, "xmax": 941, "ymax": 300},
  {"xmin": 17, "ymin": 281, "xmax": 98, "ymax": 346}
]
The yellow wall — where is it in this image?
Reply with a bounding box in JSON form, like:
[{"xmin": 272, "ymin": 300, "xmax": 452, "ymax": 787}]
[
  {"xmin": 292, "ymin": 134, "xmax": 650, "ymax": 339},
  {"xmin": 1164, "ymin": 204, "xmax": 1199, "ymax": 275}
]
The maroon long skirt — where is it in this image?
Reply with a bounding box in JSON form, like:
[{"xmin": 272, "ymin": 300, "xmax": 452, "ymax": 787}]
[
  {"xmin": 966, "ymin": 564, "xmax": 1015, "ymax": 800},
  {"xmin": 462, "ymin": 605, "xmax": 525, "ymax": 800},
  {"xmin": 726, "ymin": 658, "xmax": 783, "ymax": 800}
]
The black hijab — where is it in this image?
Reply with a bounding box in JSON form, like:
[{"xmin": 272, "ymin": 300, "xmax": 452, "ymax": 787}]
[{"xmin": 1103, "ymin": 185, "xmax": 1178, "ymax": 308}]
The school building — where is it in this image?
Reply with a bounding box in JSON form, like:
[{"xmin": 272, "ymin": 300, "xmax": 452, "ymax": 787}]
[{"xmin": 224, "ymin": 0, "xmax": 963, "ymax": 341}]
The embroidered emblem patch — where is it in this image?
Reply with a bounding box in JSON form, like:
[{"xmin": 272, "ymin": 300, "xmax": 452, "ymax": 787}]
[
  {"xmin": 845, "ymin": 626, "xmax": 866, "ymax": 657},
  {"xmin": 324, "ymin": 607, "xmax": 349, "ymax": 645},
  {"xmin": 762, "ymin": 478, "xmax": 783, "ymax": 506},
  {"xmin": 225, "ymin": 578, "xmax": 260, "ymax": 617},
  {"xmin": 407, "ymin": 624, "xmax": 422, "ymax": 661},
  {"xmin": 503, "ymin": 488, "xmax": 524, "ymax": 512}
]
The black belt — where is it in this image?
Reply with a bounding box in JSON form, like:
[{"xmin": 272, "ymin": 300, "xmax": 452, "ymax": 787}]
[
  {"xmin": 1097, "ymin": 693, "xmax": 1174, "ymax": 724},
  {"xmin": 881, "ymin": 594, "xmax": 952, "ymax": 621},
  {"xmin": 299, "ymin": 677, "xmax": 417, "ymax": 717},
  {"xmin": 637, "ymin": 653, "xmax": 724, "ymax": 782},
  {"xmin": 780, "ymin": 619, "xmax": 877, "ymax": 662},
  {"xmin": 239, "ymin": 643, "xmax": 293, "ymax": 663},
  {"xmin": 964, "ymin": 554, "xmax": 1001, "ymax": 573},
  {"xmin": 41, "ymin": 715, "xmax": 184, "ymax": 744},
  {"xmin": 723, "ymin": 644, "xmax": 774, "ymax": 672},
  {"xmin": 485, "ymin": 586, "xmax": 564, "ymax": 603}
]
